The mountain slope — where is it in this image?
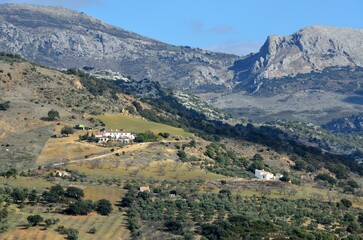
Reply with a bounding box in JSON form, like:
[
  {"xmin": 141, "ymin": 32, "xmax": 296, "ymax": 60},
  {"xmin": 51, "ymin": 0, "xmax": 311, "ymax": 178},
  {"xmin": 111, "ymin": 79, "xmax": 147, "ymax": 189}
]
[{"xmin": 0, "ymin": 4, "xmax": 238, "ymax": 92}]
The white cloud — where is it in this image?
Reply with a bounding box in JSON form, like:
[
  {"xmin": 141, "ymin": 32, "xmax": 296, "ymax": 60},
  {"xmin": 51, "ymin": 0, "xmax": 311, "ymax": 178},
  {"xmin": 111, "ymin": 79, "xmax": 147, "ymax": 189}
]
[{"xmin": 207, "ymin": 41, "xmax": 262, "ymax": 56}]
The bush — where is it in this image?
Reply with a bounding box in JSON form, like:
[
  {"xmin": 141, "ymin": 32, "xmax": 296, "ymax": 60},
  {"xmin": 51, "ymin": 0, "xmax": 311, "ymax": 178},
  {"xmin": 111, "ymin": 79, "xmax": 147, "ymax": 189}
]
[
  {"xmin": 315, "ymin": 174, "xmax": 336, "ymax": 185},
  {"xmin": 95, "ymin": 199, "xmax": 113, "ymax": 216},
  {"xmin": 158, "ymin": 132, "xmax": 170, "ymax": 138},
  {"xmin": 66, "ymin": 228, "xmax": 79, "ymax": 240},
  {"xmin": 61, "ymin": 126, "xmax": 74, "ymax": 136},
  {"xmin": 47, "ymin": 109, "xmax": 60, "ymax": 121},
  {"xmin": 177, "ymin": 150, "xmax": 187, "ymax": 160},
  {"xmin": 0, "ymin": 101, "xmax": 10, "ymax": 111},
  {"xmin": 66, "ymin": 200, "xmax": 94, "ymax": 215},
  {"xmin": 65, "ymin": 187, "xmax": 84, "ymax": 200},
  {"xmin": 88, "ymin": 227, "xmax": 97, "ymax": 234},
  {"xmin": 164, "ymin": 220, "xmax": 184, "ymax": 235},
  {"xmin": 27, "ymin": 215, "xmax": 44, "ymax": 226},
  {"xmin": 340, "ymin": 199, "xmax": 353, "ymax": 208}
]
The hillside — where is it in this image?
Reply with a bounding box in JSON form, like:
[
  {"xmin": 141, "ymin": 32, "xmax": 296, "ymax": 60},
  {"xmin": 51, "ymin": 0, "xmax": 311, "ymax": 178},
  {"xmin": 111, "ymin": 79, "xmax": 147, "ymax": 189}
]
[
  {"xmin": 0, "ymin": 53, "xmax": 137, "ymax": 170},
  {"xmin": 323, "ymin": 113, "xmax": 363, "ymax": 134},
  {"xmin": 1, "ymin": 56, "xmax": 363, "ymax": 239}
]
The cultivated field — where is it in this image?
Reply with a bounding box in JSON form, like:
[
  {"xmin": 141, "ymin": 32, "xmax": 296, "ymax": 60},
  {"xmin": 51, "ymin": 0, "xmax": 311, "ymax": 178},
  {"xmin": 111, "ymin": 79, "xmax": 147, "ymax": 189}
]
[
  {"xmin": 68, "ymin": 159, "xmax": 224, "ymax": 181},
  {"xmin": 96, "ymin": 114, "xmax": 191, "ymax": 137},
  {"xmin": 2, "ymin": 209, "xmax": 129, "ymax": 240}
]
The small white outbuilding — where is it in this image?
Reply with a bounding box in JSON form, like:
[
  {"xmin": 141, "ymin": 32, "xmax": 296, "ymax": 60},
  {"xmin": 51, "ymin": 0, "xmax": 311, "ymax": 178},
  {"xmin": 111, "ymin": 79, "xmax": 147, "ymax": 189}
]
[{"xmin": 255, "ymin": 169, "xmax": 275, "ymax": 180}]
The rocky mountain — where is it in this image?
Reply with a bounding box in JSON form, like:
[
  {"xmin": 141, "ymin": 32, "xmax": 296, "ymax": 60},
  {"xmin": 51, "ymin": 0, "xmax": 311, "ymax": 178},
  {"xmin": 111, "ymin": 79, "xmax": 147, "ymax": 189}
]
[
  {"xmin": 0, "ymin": 4, "xmax": 238, "ymax": 92},
  {"xmin": 232, "ymin": 25, "xmax": 363, "ymax": 90},
  {"xmin": 2, "ymin": 4, "xmax": 363, "ymax": 125}
]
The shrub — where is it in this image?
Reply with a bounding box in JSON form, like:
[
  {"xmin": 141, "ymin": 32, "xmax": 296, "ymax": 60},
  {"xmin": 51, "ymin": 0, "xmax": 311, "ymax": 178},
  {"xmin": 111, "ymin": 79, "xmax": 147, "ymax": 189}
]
[
  {"xmin": 27, "ymin": 215, "xmax": 44, "ymax": 226},
  {"xmin": 164, "ymin": 220, "xmax": 183, "ymax": 235},
  {"xmin": 177, "ymin": 150, "xmax": 187, "ymax": 160},
  {"xmin": 340, "ymin": 199, "xmax": 353, "ymax": 208},
  {"xmin": 66, "ymin": 200, "xmax": 94, "ymax": 215},
  {"xmin": 315, "ymin": 174, "xmax": 336, "ymax": 185},
  {"xmin": 0, "ymin": 101, "xmax": 10, "ymax": 111},
  {"xmin": 95, "ymin": 199, "xmax": 113, "ymax": 216},
  {"xmin": 61, "ymin": 126, "xmax": 74, "ymax": 136},
  {"xmin": 47, "ymin": 109, "xmax": 60, "ymax": 121}
]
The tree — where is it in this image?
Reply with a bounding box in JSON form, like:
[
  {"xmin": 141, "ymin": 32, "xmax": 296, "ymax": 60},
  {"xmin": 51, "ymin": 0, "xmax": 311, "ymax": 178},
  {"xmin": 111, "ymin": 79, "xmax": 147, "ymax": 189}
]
[
  {"xmin": 11, "ymin": 188, "xmax": 27, "ymax": 203},
  {"xmin": 66, "ymin": 200, "xmax": 94, "ymax": 215},
  {"xmin": 252, "ymin": 153, "xmax": 264, "ymax": 161},
  {"xmin": 280, "ymin": 171, "xmax": 290, "ymax": 182},
  {"xmin": 4, "ymin": 168, "xmax": 17, "ymax": 178},
  {"xmin": 27, "ymin": 215, "xmax": 44, "ymax": 226},
  {"xmin": 293, "ymin": 160, "xmax": 306, "ymax": 171},
  {"xmin": 340, "ymin": 198, "xmax": 353, "ymax": 208},
  {"xmin": 61, "ymin": 126, "xmax": 74, "ymax": 136},
  {"xmin": 177, "ymin": 150, "xmax": 187, "ymax": 160},
  {"xmin": 28, "ymin": 190, "xmax": 38, "ymax": 204},
  {"xmin": 164, "ymin": 220, "xmax": 184, "ymax": 235},
  {"xmin": 159, "ymin": 132, "xmax": 170, "ymax": 138},
  {"xmin": 66, "ymin": 228, "xmax": 79, "ymax": 240},
  {"xmin": 95, "ymin": 199, "xmax": 113, "ymax": 216},
  {"xmin": 65, "ymin": 187, "xmax": 84, "ymax": 200},
  {"xmin": 47, "ymin": 109, "xmax": 60, "ymax": 121}
]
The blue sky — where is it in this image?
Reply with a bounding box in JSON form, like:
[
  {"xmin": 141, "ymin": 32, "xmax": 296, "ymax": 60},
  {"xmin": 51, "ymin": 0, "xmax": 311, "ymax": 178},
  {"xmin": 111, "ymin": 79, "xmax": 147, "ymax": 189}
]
[{"xmin": 1, "ymin": 0, "xmax": 363, "ymax": 55}]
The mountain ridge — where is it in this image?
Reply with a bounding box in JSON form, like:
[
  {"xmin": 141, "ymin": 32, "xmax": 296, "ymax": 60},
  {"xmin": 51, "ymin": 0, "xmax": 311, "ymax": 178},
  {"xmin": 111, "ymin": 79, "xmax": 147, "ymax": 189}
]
[
  {"xmin": 2, "ymin": 4, "xmax": 363, "ymax": 124},
  {"xmin": 0, "ymin": 3, "xmax": 238, "ymax": 92}
]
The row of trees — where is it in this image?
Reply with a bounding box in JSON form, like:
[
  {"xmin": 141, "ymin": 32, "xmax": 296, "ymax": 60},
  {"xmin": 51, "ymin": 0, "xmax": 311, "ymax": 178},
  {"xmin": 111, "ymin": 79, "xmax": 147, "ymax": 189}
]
[{"xmin": 120, "ymin": 183, "xmax": 363, "ymax": 239}]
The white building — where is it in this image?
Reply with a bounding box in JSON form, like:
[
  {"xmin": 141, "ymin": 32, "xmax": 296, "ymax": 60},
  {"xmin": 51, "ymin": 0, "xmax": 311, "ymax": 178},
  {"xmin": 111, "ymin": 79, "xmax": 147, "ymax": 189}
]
[
  {"xmin": 255, "ymin": 169, "xmax": 275, "ymax": 180},
  {"xmin": 95, "ymin": 129, "xmax": 135, "ymax": 144}
]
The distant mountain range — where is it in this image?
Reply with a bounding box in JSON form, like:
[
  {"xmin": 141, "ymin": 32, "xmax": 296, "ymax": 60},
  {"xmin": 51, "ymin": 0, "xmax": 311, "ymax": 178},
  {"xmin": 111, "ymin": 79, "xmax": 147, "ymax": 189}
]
[
  {"xmin": 1, "ymin": 4, "xmax": 363, "ymax": 124},
  {"xmin": 0, "ymin": 4, "xmax": 237, "ymax": 92}
]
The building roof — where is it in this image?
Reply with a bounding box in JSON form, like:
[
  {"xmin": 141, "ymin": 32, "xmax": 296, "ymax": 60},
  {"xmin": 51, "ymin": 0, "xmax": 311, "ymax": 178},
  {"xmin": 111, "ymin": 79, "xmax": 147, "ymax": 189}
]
[
  {"xmin": 104, "ymin": 129, "xmax": 132, "ymax": 134},
  {"xmin": 139, "ymin": 186, "xmax": 150, "ymax": 192},
  {"xmin": 255, "ymin": 169, "xmax": 273, "ymax": 175}
]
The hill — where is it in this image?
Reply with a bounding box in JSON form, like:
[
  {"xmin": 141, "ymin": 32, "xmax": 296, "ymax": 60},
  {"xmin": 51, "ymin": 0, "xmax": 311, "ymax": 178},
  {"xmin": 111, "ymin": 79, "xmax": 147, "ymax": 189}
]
[{"xmin": 0, "ymin": 53, "xmax": 136, "ymax": 170}]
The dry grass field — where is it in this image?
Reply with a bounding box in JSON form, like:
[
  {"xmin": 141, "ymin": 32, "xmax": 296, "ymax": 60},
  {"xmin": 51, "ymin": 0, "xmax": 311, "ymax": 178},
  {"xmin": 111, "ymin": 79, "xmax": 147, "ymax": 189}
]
[
  {"xmin": 68, "ymin": 159, "xmax": 224, "ymax": 181},
  {"xmin": 84, "ymin": 185, "xmax": 125, "ymax": 205},
  {"xmin": 2, "ymin": 209, "xmax": 130, "ymax": 240},
  {"xmin": 36, "ymin": 124, "xmax": 112, "ymax": 166}
]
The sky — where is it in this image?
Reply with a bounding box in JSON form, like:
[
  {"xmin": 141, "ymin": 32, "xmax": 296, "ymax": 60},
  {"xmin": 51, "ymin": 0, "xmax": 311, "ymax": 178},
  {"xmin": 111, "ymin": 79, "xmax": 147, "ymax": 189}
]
[{"xmin": 1, "ymin": 0, "xmax": 363, "ymax": 55}]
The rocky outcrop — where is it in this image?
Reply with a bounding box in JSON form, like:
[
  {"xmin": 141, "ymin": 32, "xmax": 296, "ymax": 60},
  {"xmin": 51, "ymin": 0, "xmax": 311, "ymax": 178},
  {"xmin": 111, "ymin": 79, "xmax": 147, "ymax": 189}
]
[
  {"xmin": 0, "ymin": 4, "xmax": 238, "ymax": 92},
  {"xmin": 323, "ymin": 114, "xmax": 363, "ymax": 133},
  {"xmin": 233, "ymin": 25, "xmax": 363, "ymax": 84}
]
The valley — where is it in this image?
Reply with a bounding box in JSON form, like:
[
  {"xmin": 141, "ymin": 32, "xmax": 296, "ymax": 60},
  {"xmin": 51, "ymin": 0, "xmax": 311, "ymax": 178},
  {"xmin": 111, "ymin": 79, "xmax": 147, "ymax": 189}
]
[{"xmin": 0, "ymin": 3, "xmax": 363, "ymax": 240}]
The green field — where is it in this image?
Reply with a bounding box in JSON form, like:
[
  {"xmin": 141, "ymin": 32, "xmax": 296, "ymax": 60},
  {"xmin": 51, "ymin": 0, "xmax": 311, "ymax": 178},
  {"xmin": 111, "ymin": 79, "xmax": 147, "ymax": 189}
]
[
  {"xmin": 96, "ymin": 114, "xmax": 191, "ymax": 137},
  {"xmin": 0, "ymin": 176, "xmax": 52, "ymax": 189}
]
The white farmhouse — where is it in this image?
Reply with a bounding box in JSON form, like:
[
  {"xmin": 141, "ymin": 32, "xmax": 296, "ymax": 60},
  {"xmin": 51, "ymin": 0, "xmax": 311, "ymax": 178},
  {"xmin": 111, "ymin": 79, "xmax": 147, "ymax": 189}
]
[
  {"xmin": 96, "ymin": 129, "xmax": 135, "ymax": 144},
  {"xmin": 255, "ymin": 169, "xmax": 275, "ymax": 180}
]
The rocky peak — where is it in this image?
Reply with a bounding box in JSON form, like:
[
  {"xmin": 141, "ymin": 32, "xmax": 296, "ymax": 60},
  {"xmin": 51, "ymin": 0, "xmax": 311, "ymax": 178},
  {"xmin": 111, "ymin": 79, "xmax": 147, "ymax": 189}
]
[{"xmin": 233, "ymin": 25, "xmax": 363, "ymax": 83}]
